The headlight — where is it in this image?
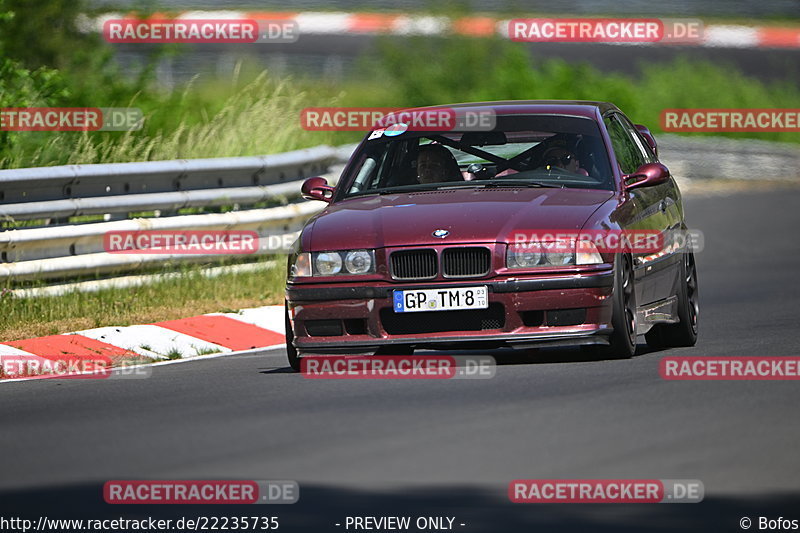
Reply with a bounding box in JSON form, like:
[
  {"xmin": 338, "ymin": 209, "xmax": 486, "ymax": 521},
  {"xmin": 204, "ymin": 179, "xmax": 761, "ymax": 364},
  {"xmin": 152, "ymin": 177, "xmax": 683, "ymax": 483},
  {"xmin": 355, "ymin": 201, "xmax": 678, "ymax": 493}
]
[
  {"xmin": 344, "ymin": 250, "xmax": 373, "ymax": 274},
  {"xmin": 315, "ymin": 252, "xmax": 343, "ymax": 276},
  {"xmin": 576, "ymin": 240, "xmax": 604, "ymax": 265},
  {"xmin": 290, "ymin": 252, "xmax": 312, "ymax": 277},
  {"xmin": 307, "ymin": 250, "xmax": 376, "ymax": 276},
  {"xmin": 507, "ymin": 239, "xmax": 606, "ymax": 268},
  {"xmin": 547, "ymin": 251, "xmax": 574, "ymax": 266},
  {"xmin": 507, "ymin": 247, "xmax": 542, "ymax": 268},
  {"xmin": 507, "ymin": 243, "xmax": 576, "ymax": 268}
]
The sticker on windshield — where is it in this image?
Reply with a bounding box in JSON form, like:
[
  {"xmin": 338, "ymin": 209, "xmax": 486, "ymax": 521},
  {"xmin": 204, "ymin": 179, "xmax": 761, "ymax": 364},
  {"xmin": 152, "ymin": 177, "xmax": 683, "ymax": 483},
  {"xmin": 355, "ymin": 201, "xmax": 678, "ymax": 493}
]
[
  {"xmin": 368, "ymin": 128, "xmax": 386, "ymax": 140},
  {"xmin": 383, "ymin": 123, "xmax": 408, "ymax": 136}
]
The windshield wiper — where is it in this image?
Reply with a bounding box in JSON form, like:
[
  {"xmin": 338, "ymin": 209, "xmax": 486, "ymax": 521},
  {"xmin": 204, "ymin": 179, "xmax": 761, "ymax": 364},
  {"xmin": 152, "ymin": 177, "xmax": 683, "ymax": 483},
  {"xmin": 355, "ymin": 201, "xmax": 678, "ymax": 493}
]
[
  {"xmin": 377, "ymin": 183, "xmax": 483, "ymax": 194},
  {"xmin": 377, "ymin": 185, "xmax": 448, "ymax": 195},
  {"xmin": 346, "ymin": 186, "xmax": 437, "ymax": 197},
  {"xmin": 476, "ymin": 180, "xmax": 563, "ymax": 189},
  {"xmin": 351, "ymin": 180, "xmax": 562, "ymax": 197}
]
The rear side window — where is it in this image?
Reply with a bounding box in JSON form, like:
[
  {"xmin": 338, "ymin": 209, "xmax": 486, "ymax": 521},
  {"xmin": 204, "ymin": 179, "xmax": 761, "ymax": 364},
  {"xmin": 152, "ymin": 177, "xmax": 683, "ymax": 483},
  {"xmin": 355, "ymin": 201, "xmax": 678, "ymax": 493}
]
[{"xmin": 604, "ymin": 115, "xmax": 645, "ymax": 174}]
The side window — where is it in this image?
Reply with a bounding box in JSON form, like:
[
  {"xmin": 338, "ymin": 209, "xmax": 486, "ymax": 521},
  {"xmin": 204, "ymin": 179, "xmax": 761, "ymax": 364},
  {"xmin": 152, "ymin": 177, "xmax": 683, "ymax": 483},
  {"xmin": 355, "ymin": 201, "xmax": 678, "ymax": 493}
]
[
  {"xmin": 603, "ymin": 115, "xmax": 645, "ymax": 174},
  {"xmin": 618, "ymin": 115, "xmax": 656, "ymax": 163}
]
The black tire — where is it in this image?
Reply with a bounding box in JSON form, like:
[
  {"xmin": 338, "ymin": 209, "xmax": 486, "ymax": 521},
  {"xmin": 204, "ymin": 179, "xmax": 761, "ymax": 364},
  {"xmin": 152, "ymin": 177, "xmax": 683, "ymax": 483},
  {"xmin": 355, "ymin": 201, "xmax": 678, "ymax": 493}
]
[
  {"xmin": 285, "ymin": 303, "xmax": 301, "ymax": 372},
  {"xmin": 645, "ymin": 252, "xmax": 699, "ymax": 349},
  {"xmin": 601, "ymin": 254, "xmax": 638, "ymax": 359}
]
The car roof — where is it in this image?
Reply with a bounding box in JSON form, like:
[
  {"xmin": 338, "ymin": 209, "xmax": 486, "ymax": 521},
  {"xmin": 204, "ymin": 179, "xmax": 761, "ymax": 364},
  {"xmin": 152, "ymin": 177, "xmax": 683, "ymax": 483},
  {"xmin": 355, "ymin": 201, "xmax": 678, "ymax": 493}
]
[{"xmin": 396, "ymin": 100, "xmax": 620, "ymax": 120}]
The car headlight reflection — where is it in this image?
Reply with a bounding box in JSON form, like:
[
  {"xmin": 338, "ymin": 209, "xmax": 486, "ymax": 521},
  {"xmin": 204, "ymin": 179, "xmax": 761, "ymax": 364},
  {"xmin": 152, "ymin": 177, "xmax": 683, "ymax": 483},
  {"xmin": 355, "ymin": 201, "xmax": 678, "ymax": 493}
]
[
  {"xmin": 507, "ymin": 247, "xmax": 543, "ymax": 268},
  {"xmin": 507, "ymin": 241, "xmax": 604, "ymax": 268},
  {"xmin": 315, "ymin": 252, "xmax": 343, "ymax": 276},
  {"xmin": 344, "ymin": 250, "xmax": 373, "ymax": 274},
  {"xmin": 290, "ymin": 252, "xmax": 312, "ymax": 277},
  {"xmin": 306, "ymin": 250, "xmax": 376, "ymax": 277},
  {"xmin": 576, "ymin": 241, "xmax": 604, "ymax": 265}
]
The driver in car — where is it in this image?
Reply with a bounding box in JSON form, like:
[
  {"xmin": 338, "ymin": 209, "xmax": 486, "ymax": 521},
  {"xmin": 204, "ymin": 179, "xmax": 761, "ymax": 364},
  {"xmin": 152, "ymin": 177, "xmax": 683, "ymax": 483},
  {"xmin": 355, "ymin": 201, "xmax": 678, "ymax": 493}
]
[
  {"xmin": 416, "ymin": 144, "xmax": 461, "ymax": 184},
  {"xmin": 542, "ymin": 146, "xmax": 584, "ymax": 174}
]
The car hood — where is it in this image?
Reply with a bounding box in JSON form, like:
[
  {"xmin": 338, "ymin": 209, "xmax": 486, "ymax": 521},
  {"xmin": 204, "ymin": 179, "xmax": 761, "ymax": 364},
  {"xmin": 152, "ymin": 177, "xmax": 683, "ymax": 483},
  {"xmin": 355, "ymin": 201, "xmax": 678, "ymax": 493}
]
[{"xmin": 307, "ymin": 187, "xmax": 615, "ymax": 250}]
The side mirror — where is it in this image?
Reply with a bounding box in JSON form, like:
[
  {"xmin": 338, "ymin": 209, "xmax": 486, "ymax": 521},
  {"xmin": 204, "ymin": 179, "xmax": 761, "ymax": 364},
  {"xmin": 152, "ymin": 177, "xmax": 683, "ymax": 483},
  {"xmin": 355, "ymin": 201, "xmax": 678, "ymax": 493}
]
[
  {"xmin": 624, "ymin": 162, "xmax": 670, "ymax": 191},
  {"xmin": 634, "ymin": 124, "xmax": 658, "ymax": 157},
  {"xmin": 301, "ymin": 177, "xmax": 334, "ymax": 203}
]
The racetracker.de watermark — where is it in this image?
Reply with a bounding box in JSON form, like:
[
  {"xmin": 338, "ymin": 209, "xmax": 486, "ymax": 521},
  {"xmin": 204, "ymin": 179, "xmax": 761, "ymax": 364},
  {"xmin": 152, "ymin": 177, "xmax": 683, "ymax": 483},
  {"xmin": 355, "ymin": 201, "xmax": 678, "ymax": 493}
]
[
  {"xmin": 300, "ymin": 107, "xmax": 496, "ymax": 132},
  {"xmin": 510, "ymin": 229, "xmax": 704, "ymax": 254},
  {"xmin": 301, "ymin": 355, "xmax": 496, "ymax": 379},
  {"xmin": 508, "ymin": 18, "xmax": 703, "ymax": 43},
  {"xmin": 1, "ymin": 107, "xmax": 143, "ymax": 131},
  {"xmin": 104, "ymin": 480, "xmax": 299, "ymax": 504},
  {"xmin": 661, "ymin": 109, "xmax": 800, "ymax": 132},
  {"xmin": 660, "ymin": 357, "xmax": 800, "ymax": 380},
  {"xmin": 509, "ymin": 479, "xmax": 704, "ymax": 503},
  {"xmin": 0, "ymin": 355, "xmax": 151, "ymax": 380},
  {"xmin": 104, "ymin": 230, "xmax": 259, "ymax": 255},
  {"xmin": 103, "ymin": 18, "xmax": 298, "ymax": 43}
]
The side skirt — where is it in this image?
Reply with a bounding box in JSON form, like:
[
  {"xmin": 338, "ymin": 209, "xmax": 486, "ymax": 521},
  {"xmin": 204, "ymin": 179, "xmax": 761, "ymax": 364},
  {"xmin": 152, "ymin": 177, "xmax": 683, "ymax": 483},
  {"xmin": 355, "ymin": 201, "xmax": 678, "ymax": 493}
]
[{"xmin": 636, "ymin": 295, "xmax": 679, "ymax": 335}]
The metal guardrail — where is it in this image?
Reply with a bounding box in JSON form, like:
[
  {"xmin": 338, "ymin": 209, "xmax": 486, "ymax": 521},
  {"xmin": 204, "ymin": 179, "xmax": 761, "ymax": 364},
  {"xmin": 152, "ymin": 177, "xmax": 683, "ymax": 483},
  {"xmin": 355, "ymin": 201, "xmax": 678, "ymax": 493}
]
[
  {"xmin": 1, "ymin": 136, "xmax": 798, "ymax": 283},
  {"xmin": 0, "ymin": 146, "xmax": 338, "ymax": 219},
  {"xmin": 0, "ymin": 146, "xmax": 348, "ymax": 281},
  {"xmin": 657, "ymin": 134, "xmax": 800, "ymax": 182}
]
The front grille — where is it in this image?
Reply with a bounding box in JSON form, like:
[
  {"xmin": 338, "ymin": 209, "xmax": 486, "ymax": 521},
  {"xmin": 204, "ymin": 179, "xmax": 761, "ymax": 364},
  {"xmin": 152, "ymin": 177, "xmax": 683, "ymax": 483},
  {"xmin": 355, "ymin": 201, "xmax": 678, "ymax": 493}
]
[
  {"xmin": 391, "ymin": 249, "xmax": 437, "ymax": 280},
  {"xmin": 380, "ymin": 303, "xmax": 505, "ymax": 335},
  {"xmin": 443, "ymin": 247, "xmax": 491, "ymax": 277}
]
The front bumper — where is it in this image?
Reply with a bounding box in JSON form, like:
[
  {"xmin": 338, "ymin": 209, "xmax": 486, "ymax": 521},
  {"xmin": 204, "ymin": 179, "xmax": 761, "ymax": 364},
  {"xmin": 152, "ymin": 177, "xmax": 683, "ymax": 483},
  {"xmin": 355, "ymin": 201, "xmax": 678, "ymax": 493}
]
[{"xmin": 286, "ymin": 270, "xmax": 614, "ymax": 354}]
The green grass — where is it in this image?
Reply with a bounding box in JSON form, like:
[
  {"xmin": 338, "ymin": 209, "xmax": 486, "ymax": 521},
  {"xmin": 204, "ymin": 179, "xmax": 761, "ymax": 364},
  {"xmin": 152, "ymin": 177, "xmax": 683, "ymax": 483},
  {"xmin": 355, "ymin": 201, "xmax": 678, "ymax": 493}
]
[
  {"xmin": 0, "ymin": 72, "xmax": 343, "ymax": 168},
  {"xmin": 0, "ymin": 257, "xmax": 286, "ymax": 342},
  {"xmin": 165, "ymin": 347, "xmax": 183, "ymax": 360},
  {"xmin": 4, "ymin": 40, "xmax": 800, "ymax": 170},
  {"xmin": 194, "ymin": 347, "xmax": 222, "ymax": 356}
]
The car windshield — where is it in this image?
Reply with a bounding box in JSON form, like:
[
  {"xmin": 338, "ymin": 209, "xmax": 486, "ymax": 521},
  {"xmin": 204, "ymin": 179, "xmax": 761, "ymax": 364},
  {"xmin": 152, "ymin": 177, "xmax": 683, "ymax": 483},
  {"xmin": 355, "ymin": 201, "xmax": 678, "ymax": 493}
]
[{"xmin": 342, "ymin": 114, "xmax": 614, "ymax": 197}]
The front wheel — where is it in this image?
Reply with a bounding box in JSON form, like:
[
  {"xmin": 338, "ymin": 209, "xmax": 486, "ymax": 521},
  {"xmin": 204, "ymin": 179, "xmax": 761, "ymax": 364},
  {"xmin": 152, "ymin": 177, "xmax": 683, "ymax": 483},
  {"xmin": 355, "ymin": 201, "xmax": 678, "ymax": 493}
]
[
  {"xmin": 603, "ymin": 254, "xmax": 638, "ymax": 359},
  {"xmin": 285, "ymin": 303, "xmax": 301, "ymax": 372}
]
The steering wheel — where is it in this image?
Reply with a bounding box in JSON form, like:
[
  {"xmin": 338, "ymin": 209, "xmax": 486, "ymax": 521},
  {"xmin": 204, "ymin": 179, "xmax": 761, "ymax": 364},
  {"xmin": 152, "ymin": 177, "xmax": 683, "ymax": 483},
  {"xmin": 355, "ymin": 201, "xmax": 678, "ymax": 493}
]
[
  {"xmin": 466, "ymin": 163, "xmax": 495, "ymax": 180},
  {"xmin": 541, "ymin": 165, "xmax": 570, "ymax": 174}
]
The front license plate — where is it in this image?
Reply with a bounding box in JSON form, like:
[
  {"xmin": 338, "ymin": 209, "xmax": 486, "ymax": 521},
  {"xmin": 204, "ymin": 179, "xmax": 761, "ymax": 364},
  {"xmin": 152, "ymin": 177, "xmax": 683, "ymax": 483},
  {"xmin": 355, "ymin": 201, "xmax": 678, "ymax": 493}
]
[{"xmin": 393, "ymin": 286, "xmax": 488, "ymax": 313}]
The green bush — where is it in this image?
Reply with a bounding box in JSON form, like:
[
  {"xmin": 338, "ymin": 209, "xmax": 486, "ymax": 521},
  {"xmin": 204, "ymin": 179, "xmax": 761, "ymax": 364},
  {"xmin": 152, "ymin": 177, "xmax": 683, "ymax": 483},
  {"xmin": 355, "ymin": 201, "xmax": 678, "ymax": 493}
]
[
  {"xmin": 352, "ymin": 34, "xmax": 800, "ymax": 143},
  {"xmin": 2, "ymin": 3, "xmax": 799, "ymax": 169}
]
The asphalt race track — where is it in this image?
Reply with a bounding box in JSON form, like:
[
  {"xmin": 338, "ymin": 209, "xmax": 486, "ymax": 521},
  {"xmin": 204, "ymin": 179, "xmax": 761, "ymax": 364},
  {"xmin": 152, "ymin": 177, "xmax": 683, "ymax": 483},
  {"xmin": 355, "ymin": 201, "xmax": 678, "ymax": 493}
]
[{"xmin": 1, "ymin": 187, "xmax": 799, "ymax": 532}]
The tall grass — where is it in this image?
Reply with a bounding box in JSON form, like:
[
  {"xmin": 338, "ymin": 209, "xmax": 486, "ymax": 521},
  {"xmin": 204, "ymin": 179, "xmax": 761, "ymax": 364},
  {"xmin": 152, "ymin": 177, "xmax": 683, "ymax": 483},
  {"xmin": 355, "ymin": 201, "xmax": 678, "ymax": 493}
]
[
  {"xmin": 1, "ymin": 72, "xmax": 342, "ymax": 168},
  {"xmin": 4, "ymin": 37, "xmax": 800, "ymax": 168},
  {"xmin": 0, "ymin": 257, "xmax": 286, "ymax": 341}
]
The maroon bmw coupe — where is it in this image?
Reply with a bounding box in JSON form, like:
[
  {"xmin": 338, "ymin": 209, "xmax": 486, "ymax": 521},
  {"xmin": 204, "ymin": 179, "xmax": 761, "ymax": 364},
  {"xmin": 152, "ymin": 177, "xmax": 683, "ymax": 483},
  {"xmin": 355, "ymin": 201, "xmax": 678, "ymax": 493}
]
[{"xmin": 284, "ymin": 101, "xmax": 698, "ymax": 371}]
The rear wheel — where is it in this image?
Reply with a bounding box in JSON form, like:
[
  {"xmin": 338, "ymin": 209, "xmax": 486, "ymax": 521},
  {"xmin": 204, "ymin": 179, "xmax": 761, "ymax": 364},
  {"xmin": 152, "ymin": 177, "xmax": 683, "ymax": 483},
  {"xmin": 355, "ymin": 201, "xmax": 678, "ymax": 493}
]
[
  {"xmin": 285, "ymin": 303, "xmax": 301, "ymax": 372},
  {"xmin": 645, "ymin": 252, "xmax": 699, "ymax": 349}
]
